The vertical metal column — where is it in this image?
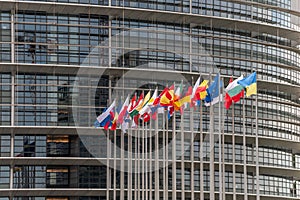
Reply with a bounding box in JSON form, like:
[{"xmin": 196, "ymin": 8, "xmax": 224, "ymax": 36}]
[
  {"xmin": 141, "ymin": 122, "xmax": 145, "ymax": 200},
  {"xmin": 113, "ymin": 128, "xmax": 117, "ymax": 200},
  {"xmin": 106, "ymin": 131, "xmax": 111, "ymax": 200},
  {"xmin": 255, "ymin": 76, "xmax": 260, "ymax": 200},
  {"xmin": 9, "ymin": 71, "xmax": 14, "ymax": 191},
  {"xmin": 209, "ymin": 75, "xmax": 215, "ymax": 200},
  {"xmin": 154, "ymin": 114, "xmax": 159, "ymax": 199},
  {"xmin": 137, "ymin": 126, "xmax": 140, "ymax": 199},
  {"xmin": 128, "ymin": 128, "xmax": 132, "ymax": 200},
  {"xmin": 11, "ymin": 9, "xmax": 15, "ymax": 64},
  {"xmin": 172, "ymin": 113, "xmax": 177, "ymax": 200},
  {"xmin": 134, "ymin": 128, "xmax": 138, "ymax": 200},
  {"xmin": 120, "ymin": 119, "xmax": 125, "ymax": 200},
  {"xmin": 108, "ymin": 19, "xmax": 112, "ymax": 68},
  {"xmin": 149, "ymin": 119, "xmax": 152, "ymax": 200},
  {"xmin": 190, "ymin": 108, "xmax": 194, "ymax": 200},
  {"xmin": 243, "ymin": 99, "xmax": 248, "ymax": 200},
  {"xmin": 232, "ymin": 103, "xmax": 236, "ymax": 200},
  {"xmin": 218, "ymin": 76, "xmax": 223, "ymax": 200},
  {"xmin": 181, "ymin": 112, "xmax": 185, "ymax": 200},
  {"xmin": 10, "ymin": 8, "xmax": 15, "ymax": 191},
  {"xmin": 145, "ymin": 122, "xmax": 148, "ymax": 200},
  {"xmin": 200, "ymin": 104, "xmax": 204, "ymax": 200},
  {"xmin": 165, "ymin": 111, "xmax": 169, "ymax": 200},
  {"xmin": 11, "ymin": 69, "xmax": 15, "ymax": 127}
]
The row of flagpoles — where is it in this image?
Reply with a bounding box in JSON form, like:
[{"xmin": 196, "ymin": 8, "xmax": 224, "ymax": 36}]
[{"xmin": 94, "ymin": 71, "xmax": 257, "ymax": 132}]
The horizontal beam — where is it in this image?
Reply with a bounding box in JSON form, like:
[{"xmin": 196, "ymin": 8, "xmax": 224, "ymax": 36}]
[{"xmin": 1, "ymin": 1, "xmax": 300, "ymax": 43}]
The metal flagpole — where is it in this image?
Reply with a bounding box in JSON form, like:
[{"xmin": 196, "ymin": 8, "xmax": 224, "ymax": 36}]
[
  {"xmin": 137, "ymin": 121, "xmax": 141, "ymax": 199},
  {"xmin": 107, "ymin": 80, "xmax": 112, "ymax": 200},
  {"xmin": 218, "ymin": 74, "xmax": 222, "ymax": 200},
  {"xmin": 200, "ymin": 95, "xmax": 204, "ymax": 200},
  {"xmin": 142, "ymin": 120, "xmax": 145, "ymax": 200},
  {"xmin": 128, "ymin": 126, "xmax": 132, "ymax": 200},
  {"xmin": 172, "ymin": 107, "xmax": 176, "ymax": 200},
  {"xmin": 232, "ymin": 101, "xmax": 236, "ymax": 200},
  {"xmin": 222, "ymin": 78, "xmax": 226, "ymax": 200},
  {"xmin": 120, "ymin": 130, "xmax": 125, "ymax": 200},
  {"xmin": 113, "ymin": 128, "xmax": 117, "ymax": 200},
  {"xmin": 181, "ymin": 107, "xmax": 185, "ymax": 200},
  {"xmin": 120, "ymin": 98, "xmax": 125, "ymax": 200},
  {"xmin": 209, "ymin": 73, "xmax": 215, "ymax": 200},
  {"xmin": 243, "ymin": 98, "xmax": 248, "ymax": 200},
  {"xmin": 255, "ymin": 77, "xmax": 260, "ymax": 200},
  {"xmin": 145, "ymin": 120, "xmax": 148, "ymax": 200},
  {"xmin": 106, "ymin": 128, "xmax": 110, "ymax": 200},
  {"xmin": 154, "ymin": 109, "xmax": 159, "ymax": 200},
  {"xmin": 163, "ymin": 109, "xmax": 167, "ymax": 199},
  {"xmin": 149, "ymin": 117, "xmax": 153, "ymax": 200},
  {"xmin": 190, "ymin": 86, "xmax": 194, "ymax": 200},
  {"xmin": 134, "ymin": 126, "xmax": 138, "ymax": 200},
  {"xmin": 164, "ymin": 109, "xmax": 168, "ymax": 200}
]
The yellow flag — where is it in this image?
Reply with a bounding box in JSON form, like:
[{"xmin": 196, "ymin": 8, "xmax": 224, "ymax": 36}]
[
  {"xmin": 246, "ymin": 83, "xmax": 257, "ymax": 97},
  {"xmin": 136, "ymin": 91, "xmax": 151, "ymax": 111}
]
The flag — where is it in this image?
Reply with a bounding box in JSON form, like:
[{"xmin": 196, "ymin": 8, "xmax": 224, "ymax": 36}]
[
  {"xmin": 181, "ymin": 86, "xmax": 193, "ymax": 112},
  {"xmin": 139, "ymin": 88, "xmax": 158, "ymax": 116},
  {"xmin": 204, "ymin": 73, "xmax": 223, "ymax": 106},
  {"xmin": 104, "ymin": 111, "xmax": 114, "ymax": 130},
  {"xmin": 130, "ymin": 92, "xmax": 148, "ymax": 118},
  {"xmin": 129, "ymin": 93, "xmax": 144, "ymax": 118},
  {"xmin": 227, "ymin": 75, "xmax": 244, "ymax": 103},
  {"xmin": 168, "ymin": 106, "xmax": 174, "ymax": 120},
  {"xmin": 133, "ymin": 90, "xmax": 151, "ymax": 116},
  {"xmin": 96, "ymin": 100, "xmax": 116, "ymax": 123},
  {"xmin": 110, "ymin": 112, "xmax": 118, "ymax": 130},
  {"xmin": 238, "ymin": 72, "xmax": 257, "ymax": 97},
  {"xmin": 117, "ymin": 95, "xmax": 130, "ymax": 124},
  {"xmin": 192, "ymin": 76, "xmax": 201, "ymax": 98},
  {"xmin": 127, "ymin": 94, "xmax": 137, "ymax": 113},
  {"xmin": 132, "ymin": 114, "xmax": 139, "ymax": 128},
  {"xmin": 224, "ymin": 93, "xmax": 232, "ymax": 110},
  {"xmin": 174, "ymin": 82, "xmax": 183, "ymax": 101},
  {"xmin": 153, "ymin": 87, "xmax": 168, "ymax": 106},
  {"xmin": 174, "ymin": 86, "xmax": 192, "ymax": 113},
  {"xmin": 173, "ymin": 82, "xmax": 184, "ymax": 111},
  {"xmin": 141, "ymin": 113, "xmax": 150, "ymax": 122},
  {"xmin": 94, "ymin": 109, "xmax": 112, "ymax": 128},
  {"xmin": 194, "ymin": 80, "xmax": 209, "ymax": 101},
  {"xmin": 160, "ymin": 85, "xmax": 175, "ymax": 107},
  {"xmin": 224, "ymin": 77, "xmax": 233, "ymax": 110},
  {"xmin": 94, "ymin": 120, "xmax": 101, "ymax": 128},
  {"xmin": 150, "ymin": 105, "xmax": 164, "ymax": 120},
  {"xmin": 191, "ymin": 76, "xmax": 204, "ymax": 108}
]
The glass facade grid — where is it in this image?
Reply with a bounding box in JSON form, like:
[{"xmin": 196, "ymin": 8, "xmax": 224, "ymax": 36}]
[{"xmin": 0, "ymin": 0, "xmax": 300, "ymax": 199}]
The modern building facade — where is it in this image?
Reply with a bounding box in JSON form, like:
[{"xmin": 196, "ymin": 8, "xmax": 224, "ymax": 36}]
[{"xmin": 0, "ymin": 0, "xmax": 300, "ymax": 200}]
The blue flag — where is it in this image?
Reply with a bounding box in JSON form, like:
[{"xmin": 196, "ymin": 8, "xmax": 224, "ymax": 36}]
[
  {"xmin": 238, "ymin": 72, "xmax": 256, "ymax": 87},
  {"xmin": 205, "ymin": 73, "xmax": 223, "ymax": 103}
]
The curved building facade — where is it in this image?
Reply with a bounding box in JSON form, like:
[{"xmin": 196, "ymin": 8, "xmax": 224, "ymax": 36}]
[{"xmin": 0, "ymin": 0, "xmax": 300, "ymax": 200}]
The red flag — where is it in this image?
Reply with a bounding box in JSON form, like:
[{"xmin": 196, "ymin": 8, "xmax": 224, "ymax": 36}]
[
  {"xmin": 128, "ymin": 94, "xmax": 137, "ymax": 112},
  {"xmin": 224, "ymin": 93, "xmax": 232, "ymax": 110},
  {"xmin": 232, "ymin": 90, "xmax": 244, "ymax": 103},
  {"xmin": 142, "ymin": 113, "xmax": 150, "ymax": 122},
  {"xmin": 133, "ymin": 114, "xmax": 139, "ymax": 127},
  {"xmin": 160, "ymin": 85, "xmax": 175, "ymax": 107},
  {"xmin": 117, "ymin": 96, "xmax": 130, "ymax": 124},
  {"xmin": 153, "ymin": 87, "xmax": 168, "ymax": 106},
  {"xmin": 224, "ymin": 77, "xmax": 233, "ymax": 110}
]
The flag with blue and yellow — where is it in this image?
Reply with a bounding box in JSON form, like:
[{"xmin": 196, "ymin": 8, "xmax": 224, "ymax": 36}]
[{"xmin": 238, "ymin": 72, "xmax": 257, "ymax": 97}]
